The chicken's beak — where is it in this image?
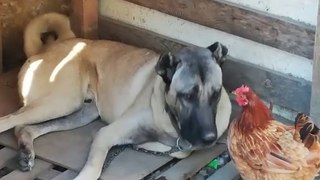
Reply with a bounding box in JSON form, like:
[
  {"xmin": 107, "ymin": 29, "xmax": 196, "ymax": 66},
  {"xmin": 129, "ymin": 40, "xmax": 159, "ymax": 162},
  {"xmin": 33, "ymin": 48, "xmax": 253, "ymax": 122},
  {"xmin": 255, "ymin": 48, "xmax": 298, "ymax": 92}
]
[{"xmin": 231, "ymin": 91, "xmax": 236, "ymax": 95}]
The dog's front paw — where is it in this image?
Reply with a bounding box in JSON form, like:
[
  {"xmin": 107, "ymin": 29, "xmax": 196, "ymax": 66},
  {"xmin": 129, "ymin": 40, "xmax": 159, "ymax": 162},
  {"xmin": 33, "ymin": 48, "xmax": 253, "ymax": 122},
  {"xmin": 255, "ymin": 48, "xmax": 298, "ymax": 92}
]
[
  {"xmin": 169, "ymin": 151, "xmax": 192, "ymax": 159},
  {"xmin": 18, "ymin": 145, "xmax": 35, "ymax": 172}
]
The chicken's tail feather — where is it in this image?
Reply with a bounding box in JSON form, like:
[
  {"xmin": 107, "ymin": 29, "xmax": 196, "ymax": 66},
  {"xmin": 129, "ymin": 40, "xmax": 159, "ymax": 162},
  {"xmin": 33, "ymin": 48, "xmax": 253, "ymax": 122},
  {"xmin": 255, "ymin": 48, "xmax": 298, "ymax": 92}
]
[{"xmin": 295, "ymin": 113, "xmax": 320, "ymax": 149}]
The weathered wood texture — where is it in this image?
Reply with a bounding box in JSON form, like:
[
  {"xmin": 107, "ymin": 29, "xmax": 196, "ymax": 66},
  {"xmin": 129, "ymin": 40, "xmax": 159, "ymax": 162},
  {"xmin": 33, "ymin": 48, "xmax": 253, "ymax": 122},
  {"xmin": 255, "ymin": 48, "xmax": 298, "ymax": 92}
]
[
  {"xmin": 51, "ymin": 170, "xmax": 77, "ymax": 180},
  {"xmin": 100, "ymin": 149, "xmax": 171, "ymax": 180},
  {"xmin": 36, "ymin": 169, "xmax": 62, "ymax": 180},
  {"xmin": 0, "ymin": 28, "xmax": 2, "ymax": 73},
  {"xmin": 223, "ymin": 59, "xmax": 311, "ymax": 113},
  {"xmin": 310, "ymin": 3, "xmax": 320, "ymax": 127},
  {"xmin": 99, "ymin": 18, "xmax": 311, "ymax": 113},
  {"xmin": 0, "ymin": 147, "xmax": 16, "ymax": 169},
  {"xmin": 156, "ymin": 144, "xmax": 226, "ymax": 180},
  {"xmin": 0, "ymin": 147, "xmax": 66, "ymax": 180},
  {"xmin": 125, "ymin": 0, "xmax": 315, "ymax": 59},
  {"xmin": 2, "ymin": 159, "xmax": 52, "ymax": 180},
  {"xmin": 207, "ymin": 162, "xmax": 240, "ymax": 180},
  {"xmin": 70, "ymin": 0, "xmax": 98, "ymax": 39},
  {"xmin": 0, "ymin": 120, "xmax": 172, "ymax": 180}
]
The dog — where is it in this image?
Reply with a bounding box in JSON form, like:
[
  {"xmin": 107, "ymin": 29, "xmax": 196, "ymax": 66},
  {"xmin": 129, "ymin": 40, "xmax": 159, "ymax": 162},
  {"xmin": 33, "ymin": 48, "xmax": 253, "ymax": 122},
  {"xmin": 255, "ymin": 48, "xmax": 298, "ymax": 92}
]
[{"xmin": 0, "ymin": 13, "xmax": 232, "ymax": 179}]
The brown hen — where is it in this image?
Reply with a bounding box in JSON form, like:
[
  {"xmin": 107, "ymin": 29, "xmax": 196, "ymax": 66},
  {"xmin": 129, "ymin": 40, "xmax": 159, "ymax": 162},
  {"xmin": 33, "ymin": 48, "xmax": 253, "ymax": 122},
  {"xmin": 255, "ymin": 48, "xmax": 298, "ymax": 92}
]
[{"xmin": 228, "ymin": 85, "xmax": 320, "ymax": 180}]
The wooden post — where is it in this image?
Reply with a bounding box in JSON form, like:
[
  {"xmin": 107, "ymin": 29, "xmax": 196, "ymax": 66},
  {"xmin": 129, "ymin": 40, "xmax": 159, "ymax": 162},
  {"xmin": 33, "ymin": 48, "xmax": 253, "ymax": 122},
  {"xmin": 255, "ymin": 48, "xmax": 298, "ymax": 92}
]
[
  {"xmin": 70, "ymin": 0, "xmax": 98, "ymax": 39},
  {"xmin": 310, "ymin": 3, "xmax": 320, "ymax": 126},
  {"xmin": 0, "ymin": 25, "xmax": 2, "ymax": 73}
]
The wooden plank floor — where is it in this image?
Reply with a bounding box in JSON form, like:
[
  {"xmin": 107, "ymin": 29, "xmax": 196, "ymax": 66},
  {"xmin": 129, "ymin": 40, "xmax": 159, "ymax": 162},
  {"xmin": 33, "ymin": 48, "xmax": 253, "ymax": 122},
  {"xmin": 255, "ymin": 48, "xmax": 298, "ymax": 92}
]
[
  {"xmin": 156, "ymin": 144, "xmax": 226, "ymax": 180},
  {"xmin": 0, "ymin": 119, "xmax": 230, "ymax": 180},
  {"xmin": 207, "ymin": 162, "xmax": 241, "ymax": 180}
]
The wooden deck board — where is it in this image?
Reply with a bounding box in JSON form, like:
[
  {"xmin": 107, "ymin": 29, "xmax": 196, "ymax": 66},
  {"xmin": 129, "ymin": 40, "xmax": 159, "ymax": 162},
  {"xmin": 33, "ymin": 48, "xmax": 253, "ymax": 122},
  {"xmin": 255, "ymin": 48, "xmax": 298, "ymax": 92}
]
[
  {"xmin": 36, "ymin": 169, "xmax": 62, "ymax": 180},
  {"xmin": 0, "ymin": 122, "xmax": 231, "ymax": 180},
  {"xmin": 51, "ymin": 170, "xmax": 77, "ymax": 180},
  {"xmin": 100, "ymin": 148, "xmax": 172, "ymax": 180},
  {"xmin": 0, "ymin": 120, "xmax": 173, "ymax": 179},
  {"xmin": 0, "ymin": 148, "xmax": 16, "ymax": 168},
  {"xmin": 156, "ymin": 144, "xmax": 227, "ymax": 180},
  {"xmin": 1, "ymin": 159, "xmax": 52, "ymax": 180},
  {"xmin": 207, "ymin": 161, "xmax": 240, "ymax": 180},
  {"xmin": 0, "ymin": 121, "xmax": 104, "ymax": 170}
]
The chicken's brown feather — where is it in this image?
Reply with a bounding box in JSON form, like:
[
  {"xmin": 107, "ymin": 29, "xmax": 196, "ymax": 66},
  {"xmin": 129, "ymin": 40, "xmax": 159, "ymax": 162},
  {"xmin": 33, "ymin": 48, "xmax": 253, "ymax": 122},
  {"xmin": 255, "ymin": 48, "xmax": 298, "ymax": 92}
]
[{"xmin": 229, "ymin": 86, "xmax": 320, "ymax": 180}]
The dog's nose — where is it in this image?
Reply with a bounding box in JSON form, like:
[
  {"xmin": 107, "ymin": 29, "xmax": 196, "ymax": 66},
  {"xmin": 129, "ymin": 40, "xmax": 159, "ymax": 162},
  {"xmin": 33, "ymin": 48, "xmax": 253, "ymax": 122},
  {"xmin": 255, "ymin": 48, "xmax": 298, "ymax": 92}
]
[{"xmin": 202, "ymin": 133, "xmax": 216, "ymax": 145}]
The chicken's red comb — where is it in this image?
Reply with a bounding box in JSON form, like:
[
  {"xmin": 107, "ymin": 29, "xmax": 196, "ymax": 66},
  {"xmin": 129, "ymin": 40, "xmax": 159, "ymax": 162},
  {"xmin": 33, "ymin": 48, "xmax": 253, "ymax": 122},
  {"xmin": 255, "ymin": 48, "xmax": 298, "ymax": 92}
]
[{"xmin": 234, "ymin": 85, "xmax": 250, "ymax": 94}]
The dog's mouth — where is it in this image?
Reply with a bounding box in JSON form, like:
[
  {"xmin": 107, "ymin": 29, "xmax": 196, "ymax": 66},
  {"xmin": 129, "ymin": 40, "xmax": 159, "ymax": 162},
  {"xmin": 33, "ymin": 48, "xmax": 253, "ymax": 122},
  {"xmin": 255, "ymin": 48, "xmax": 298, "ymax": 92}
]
[
  {"xmin": 191, "ymin": 141, "xmax": 217, "ymax": 151},
  {"xmin": 188, "ymin": 135, "xmax": 219, "ymax": 150},
  {"xmin": 176, "ymin": 136, "xmax": 217, "ymax": 152}
]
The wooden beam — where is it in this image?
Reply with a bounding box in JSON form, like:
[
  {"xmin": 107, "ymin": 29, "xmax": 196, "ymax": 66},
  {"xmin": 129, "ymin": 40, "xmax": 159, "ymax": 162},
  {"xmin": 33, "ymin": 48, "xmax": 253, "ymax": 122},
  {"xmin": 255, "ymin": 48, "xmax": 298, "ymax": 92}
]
[
  {"xmin": 0, "ymin": 26, "xmax": 2, "ymax": 73},
  {"xmin": 125, "ymin": 0, "xmax": 315, "ymax": 59},
  {"xmin": 70, "ymin": 0, "xmax": 98, "ymax": 39},
  {"xmin": 221, "ymin": 0, "xmax": 318, "ymax": 26},
  {"xmin": 310, "ymin": 3, "xmax": 320, "ymax": 126}
]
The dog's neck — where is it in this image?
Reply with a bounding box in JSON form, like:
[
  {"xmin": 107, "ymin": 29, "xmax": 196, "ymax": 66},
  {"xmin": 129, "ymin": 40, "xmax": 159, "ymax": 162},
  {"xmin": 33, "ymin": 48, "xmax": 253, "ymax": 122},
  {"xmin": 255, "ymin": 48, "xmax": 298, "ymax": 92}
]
[
  {"xmin": 151, "ymin": 76, "xmax": 178, "ymax": 137},
  {"xmin": 151, "ymin": 76, "xmax": 193, "ymax": 151}
]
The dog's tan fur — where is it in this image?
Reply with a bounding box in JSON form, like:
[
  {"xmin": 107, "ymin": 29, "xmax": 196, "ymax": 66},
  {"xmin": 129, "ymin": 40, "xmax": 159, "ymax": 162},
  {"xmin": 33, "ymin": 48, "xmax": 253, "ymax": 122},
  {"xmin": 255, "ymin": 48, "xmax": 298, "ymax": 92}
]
[
  {"xmin": 0, "ymin": 13, "xmax": 232, "ymax": 179},
  {"xmin": 24, "ymin": 13, "xmax": 76, "ymax": 57}
]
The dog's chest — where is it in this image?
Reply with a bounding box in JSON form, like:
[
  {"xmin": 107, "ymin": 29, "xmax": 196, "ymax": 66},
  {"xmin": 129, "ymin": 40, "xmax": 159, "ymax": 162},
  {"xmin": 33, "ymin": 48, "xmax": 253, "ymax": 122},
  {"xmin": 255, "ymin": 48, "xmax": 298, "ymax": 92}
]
[{"xmin": 95, "ymin": 96, "xmax": 129, "ymax": 123}]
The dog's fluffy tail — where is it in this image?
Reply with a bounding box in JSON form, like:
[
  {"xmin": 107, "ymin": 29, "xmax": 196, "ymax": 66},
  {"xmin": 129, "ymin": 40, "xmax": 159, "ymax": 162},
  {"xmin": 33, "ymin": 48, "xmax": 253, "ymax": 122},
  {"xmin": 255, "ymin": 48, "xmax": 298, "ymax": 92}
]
[{"xmin": 24, "ymin": 13, "xmax": 76, "ymax": 58}]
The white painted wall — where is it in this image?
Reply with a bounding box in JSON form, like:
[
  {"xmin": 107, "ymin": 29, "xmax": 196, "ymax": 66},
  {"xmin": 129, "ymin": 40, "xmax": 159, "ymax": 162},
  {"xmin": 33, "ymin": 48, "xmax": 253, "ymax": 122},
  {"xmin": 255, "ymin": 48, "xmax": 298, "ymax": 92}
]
[
  {"xmin": 222, "ymin": 0, "xmax": 318, "ymax": 26},
  {"xmin": 100, "ymin": 0, "xmax": 312, "ymax": 81}
]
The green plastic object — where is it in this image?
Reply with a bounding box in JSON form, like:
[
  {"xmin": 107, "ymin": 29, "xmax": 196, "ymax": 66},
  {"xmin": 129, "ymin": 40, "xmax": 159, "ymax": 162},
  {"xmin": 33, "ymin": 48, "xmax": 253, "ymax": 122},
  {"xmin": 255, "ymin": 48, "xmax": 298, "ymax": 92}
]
[{"xmin": 208, "ymin": 159, "xmax": 219, "ymax": 169}]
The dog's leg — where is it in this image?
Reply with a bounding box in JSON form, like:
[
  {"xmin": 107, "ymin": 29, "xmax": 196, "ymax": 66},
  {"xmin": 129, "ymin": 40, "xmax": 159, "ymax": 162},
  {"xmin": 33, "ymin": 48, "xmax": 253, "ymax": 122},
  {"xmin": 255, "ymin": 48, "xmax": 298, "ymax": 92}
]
[
  {"xmin": 14, "ymin": 101, "xmax": 99, "ymax": 171},
  {"xmin": 0, "ymin": 96, "xmax": 82, "ymax": 133},
  {"xmin": 73, "ymin": 110, "xmax": 153, "ymax": 180}
]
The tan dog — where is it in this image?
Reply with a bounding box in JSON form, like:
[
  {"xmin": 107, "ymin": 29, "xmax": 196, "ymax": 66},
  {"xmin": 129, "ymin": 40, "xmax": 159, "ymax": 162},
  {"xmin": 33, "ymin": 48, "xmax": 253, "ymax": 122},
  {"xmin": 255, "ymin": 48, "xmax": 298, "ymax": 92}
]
[{"xmin": 0, "ymin": 13, "xmax": 232, "ymax": 180}]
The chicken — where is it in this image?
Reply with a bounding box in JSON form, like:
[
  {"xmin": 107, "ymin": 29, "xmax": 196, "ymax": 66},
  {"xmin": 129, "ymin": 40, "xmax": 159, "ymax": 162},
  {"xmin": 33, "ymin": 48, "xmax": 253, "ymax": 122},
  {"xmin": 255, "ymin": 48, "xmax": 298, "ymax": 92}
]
[{"xmin": 228, "ymin": 85, "xmax": 320, "ymax": 180}]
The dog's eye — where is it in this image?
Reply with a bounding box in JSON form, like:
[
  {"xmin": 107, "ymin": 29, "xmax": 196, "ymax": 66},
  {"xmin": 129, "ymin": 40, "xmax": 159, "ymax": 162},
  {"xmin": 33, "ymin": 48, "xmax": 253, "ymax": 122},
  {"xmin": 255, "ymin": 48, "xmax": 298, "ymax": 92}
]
[
  {"xmin": 214, "ymin": 88, "xmax": 222, "ymax": 97},
  {"xmin": 184, "ymin": 93, "xmax": 192, "ymax": 99},
  {"xmin": 178, "ymin": 93, "xmax": 194, "ymax": 100},
  {"xmin": 210, "ymin": 88, "xmax": 222, "ymax": 102}
]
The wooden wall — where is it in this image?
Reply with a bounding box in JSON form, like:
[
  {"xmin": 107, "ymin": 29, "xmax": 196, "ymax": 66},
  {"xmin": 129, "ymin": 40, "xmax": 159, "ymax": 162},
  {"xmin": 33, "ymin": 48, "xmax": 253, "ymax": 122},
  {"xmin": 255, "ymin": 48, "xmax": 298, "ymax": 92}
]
[
  {"xmin": 125, "ymin": 0, "xmax": 315, "ymax": 59},
  {"xmin": 0, "ymin": 0, "xmax": 71, "ymax": 71},
  {"xmin": 98, "ymin": 0, "xmax": 316, "ymax": 121},
  {"xmin": 0, "ymin": 0, "xmax": 312, "ymax": 120}
]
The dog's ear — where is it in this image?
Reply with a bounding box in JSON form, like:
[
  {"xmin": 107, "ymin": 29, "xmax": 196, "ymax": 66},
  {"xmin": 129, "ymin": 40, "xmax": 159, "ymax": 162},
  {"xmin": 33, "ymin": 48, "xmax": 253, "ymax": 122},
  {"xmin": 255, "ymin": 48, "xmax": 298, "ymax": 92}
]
[
  {"xmin": 207, "ymin": 42, "xmax": 228, "ymax": 66},
  {"xmin": 155, "ymin": 52, "xmax": 178, "ymax": 85}
]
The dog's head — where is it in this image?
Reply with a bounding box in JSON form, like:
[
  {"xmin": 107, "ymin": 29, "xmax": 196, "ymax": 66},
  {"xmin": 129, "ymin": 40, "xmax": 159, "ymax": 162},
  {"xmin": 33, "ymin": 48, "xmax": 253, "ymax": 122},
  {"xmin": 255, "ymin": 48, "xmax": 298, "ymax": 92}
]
[{"xmin": 155, "ymin": 42, "xmax": 228, "ymax": 148}]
